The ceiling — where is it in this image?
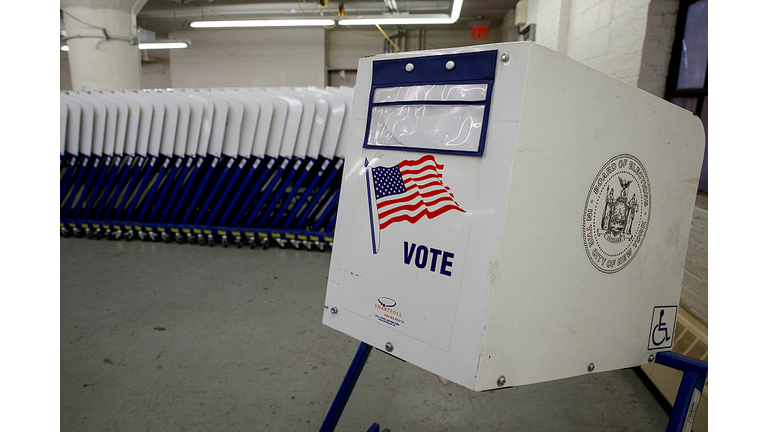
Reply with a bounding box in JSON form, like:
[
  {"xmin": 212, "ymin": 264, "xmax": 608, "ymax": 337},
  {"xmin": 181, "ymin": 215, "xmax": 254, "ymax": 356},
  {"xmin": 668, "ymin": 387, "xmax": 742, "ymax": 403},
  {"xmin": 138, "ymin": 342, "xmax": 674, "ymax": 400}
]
[{"xmin": 137, "ymin": 0, "xmax": 518, "ymax": 34}]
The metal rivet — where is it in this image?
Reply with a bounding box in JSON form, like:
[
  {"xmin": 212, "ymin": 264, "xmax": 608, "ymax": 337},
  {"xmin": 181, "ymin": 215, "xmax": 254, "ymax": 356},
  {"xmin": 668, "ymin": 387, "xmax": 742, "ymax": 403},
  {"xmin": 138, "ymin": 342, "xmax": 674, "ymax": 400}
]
[
  {"xmin": 497, "ymin": 375, "xmax": 506, "ymax": 386},
  {"xmin": 385, "ymin": 342, "xmax": 394, "ymax": 352},
  {"xmin": 330, "ymin": 307, "xmax": 338, "ymax": 314},
  {"xmin": 501, "ymin": 53, "xmax": 510, "ymax": 63},
  {"xmin": 648, "ymin": 355, "xmax": 655, "ymax": 363},
  {"xmin": 588, "ymin": 363, "xmax": 595, "ymax": 372},
  {"xmin": 445, "ymin": 60, "xmax": 455, "ymax": 70},
  {"xmin": 324, "ymin": 304, "xmax": 329, "ymax": 309},
  {"xmin": 405, "ymin": 63, "xmax": 414, "ymax": 72}
]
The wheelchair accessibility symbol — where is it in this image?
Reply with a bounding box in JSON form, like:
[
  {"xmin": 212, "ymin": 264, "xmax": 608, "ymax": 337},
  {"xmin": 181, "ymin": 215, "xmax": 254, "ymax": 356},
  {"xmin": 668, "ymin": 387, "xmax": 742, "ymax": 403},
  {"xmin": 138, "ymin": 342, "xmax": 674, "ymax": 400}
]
[{"xmin": 648, "ymin": 306, "xmax": 677, "ymax": 350}]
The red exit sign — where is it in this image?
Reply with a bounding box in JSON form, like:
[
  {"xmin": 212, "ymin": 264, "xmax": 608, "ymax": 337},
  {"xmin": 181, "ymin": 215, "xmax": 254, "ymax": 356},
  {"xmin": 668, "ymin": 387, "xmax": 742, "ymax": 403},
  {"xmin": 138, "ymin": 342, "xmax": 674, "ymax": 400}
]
[{"xmin": 471, "ymin": 25, "xmax": 489, "ymax": 39}]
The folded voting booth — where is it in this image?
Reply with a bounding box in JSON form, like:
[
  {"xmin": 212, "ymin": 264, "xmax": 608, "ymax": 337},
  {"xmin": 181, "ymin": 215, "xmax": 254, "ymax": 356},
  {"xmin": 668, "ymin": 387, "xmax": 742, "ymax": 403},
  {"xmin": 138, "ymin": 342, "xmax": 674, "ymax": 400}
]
[
  {"xmin": 323, "ymin": 42, "xmax": 705, "ymax": 391},
  {"xmin": 60, "ymin": 86, "xmax": 353, "ymax": 251}
]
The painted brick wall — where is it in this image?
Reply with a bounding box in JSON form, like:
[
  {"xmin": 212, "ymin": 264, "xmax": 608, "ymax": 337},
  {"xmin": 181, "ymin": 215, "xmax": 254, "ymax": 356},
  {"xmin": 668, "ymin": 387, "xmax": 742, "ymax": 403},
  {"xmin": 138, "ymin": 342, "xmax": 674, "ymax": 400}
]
[{"xmin": 530, "ymin": 0, "xmax": 678, "ymax": 97}]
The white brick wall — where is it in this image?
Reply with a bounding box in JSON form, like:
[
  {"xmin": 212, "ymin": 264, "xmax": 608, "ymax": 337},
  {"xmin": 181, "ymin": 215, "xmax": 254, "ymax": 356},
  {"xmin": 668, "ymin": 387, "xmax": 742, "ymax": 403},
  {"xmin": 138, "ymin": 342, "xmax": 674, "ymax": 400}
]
[{"xmin": 530, "ymin": 0, "xmax": 678, "ymax": 97}]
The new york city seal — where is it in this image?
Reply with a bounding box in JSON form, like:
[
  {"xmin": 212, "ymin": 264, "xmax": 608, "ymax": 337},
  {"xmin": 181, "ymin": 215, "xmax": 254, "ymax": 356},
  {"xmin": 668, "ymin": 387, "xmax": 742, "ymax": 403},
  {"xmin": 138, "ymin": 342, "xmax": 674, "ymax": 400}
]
[{"xmin": 582, "ymin": 154, "xmax": 651, "ymax": 274}]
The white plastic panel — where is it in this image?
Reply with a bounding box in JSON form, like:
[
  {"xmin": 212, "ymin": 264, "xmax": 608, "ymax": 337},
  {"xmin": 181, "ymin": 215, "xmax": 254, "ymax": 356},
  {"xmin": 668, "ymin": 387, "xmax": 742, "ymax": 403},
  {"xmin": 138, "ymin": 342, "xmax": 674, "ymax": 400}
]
[
  {"xmin": 63, "ymin": 98, "xmax": 81, "ymax": 156},
  {"xmin": 249, "ymin": 90, "xmax": 286, "ymax": 158},
  {"xmin": 161, "ymin": 91, "xmax": 192, "ymax": 157},
  {"xmin": 144, "ymin": 92, "xmax": 176, "ymax": 157},
  {"xmin": 366, "ymin": 104, "xmax": 485, "ymax": 154},
  {"xmin": 324, "ymin": 87, "xmax": 353, "ymax": 158},
  {"xmin": 306, "ymin": 87, "xmax": 345, "ymax": 159},
  {"xmin": 221, "ymin": 89, "xmax": 261, "ymax": 158},
  {"xmin": 183, "ymin": 89, "xmax": 215, "ymax": 157},
  {"xmin": 112, "ymin": 91, "xmax": 142, "ymax": 156},
  {"xmin": 60, "ymin": 99, "xmax": 68, "ymax": 156},
  {"xmin": 293, "ymin": 88, "xmax": 329, "ymax": 159},
  {"xmin": 263, "ymin": 89, "xmax": 301, "ymax": 158},
  {"xmin": 90, "ymin": 93, "xmax": 119, "ymax": 156},
  {"xmin": 63, "ymin": 93, "xmax": 94, "ymax": 156},
  {"xmin": 107, "ymin": 92, "xmax": 129, "ymax": 156},
  {"xmin": 211, "ymin": 91, "xmax": 244, "ymax": 158},
  {"xmin": 372, "ymin": 84, "xmax": 488, "ymax": 103},
  {"xmin": 239, "ymin": 89, "xmax": 273, "ymax": 158},
  {"xmin": 279, "ymin": 88, "xmax": 315, "ymax": 159},
  {"xmin": 196, "ymin": 90, "xmax": 229, "ymax": 158}
]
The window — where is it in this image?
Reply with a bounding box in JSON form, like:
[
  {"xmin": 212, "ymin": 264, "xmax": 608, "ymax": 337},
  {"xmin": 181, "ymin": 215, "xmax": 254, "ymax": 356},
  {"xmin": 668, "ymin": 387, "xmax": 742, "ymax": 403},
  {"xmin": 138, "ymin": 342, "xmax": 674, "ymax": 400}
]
[{"xmin": 666, "ymin": 0, "xmax": 708, "ymax": 192}]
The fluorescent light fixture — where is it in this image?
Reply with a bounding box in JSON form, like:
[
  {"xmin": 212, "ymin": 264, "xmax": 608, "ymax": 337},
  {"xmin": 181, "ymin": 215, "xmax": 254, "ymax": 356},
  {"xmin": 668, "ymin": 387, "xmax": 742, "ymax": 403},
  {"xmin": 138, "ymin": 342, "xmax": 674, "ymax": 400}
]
[
  {"xmin": 138, "ymin": 41, "xmax": 189, "ymax": 50},
  {"xmin": 60, "ymin": 42, "xmax": 188, "ymax": 51},
  {"xmin": 340, "ymin": 0, "xmax": 463, "ymax": 25},
  {"xmin": 190, "ymin": 19, "xmax": 335, "ymax": 28}
]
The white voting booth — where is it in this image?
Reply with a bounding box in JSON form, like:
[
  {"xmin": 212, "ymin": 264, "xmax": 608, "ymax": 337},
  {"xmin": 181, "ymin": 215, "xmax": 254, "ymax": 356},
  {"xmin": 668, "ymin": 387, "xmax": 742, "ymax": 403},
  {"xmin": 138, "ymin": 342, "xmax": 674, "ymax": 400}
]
[{"xmin": 323, "ymin": 42, "xmax": 705, "ymax": 391}]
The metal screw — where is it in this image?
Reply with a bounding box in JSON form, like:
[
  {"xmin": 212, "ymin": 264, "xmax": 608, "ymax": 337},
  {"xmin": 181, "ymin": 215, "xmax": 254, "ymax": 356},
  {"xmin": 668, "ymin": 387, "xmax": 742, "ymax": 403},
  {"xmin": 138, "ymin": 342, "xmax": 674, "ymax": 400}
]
[
  {"xmin": 445, "ymin": 60, "xmax": 455, "ymax": 70},
  {"xmin": 648, "ymin": 355, "xmax": 655, "ymax": 363},
  {"xmin": 588, "ymin": 363, "xmax": 595, "ymax": 372},
  {"xmin": 497, "ymin": 375, "xmax": 506, "ymax": 387},
  {"xmin": 405, "ymin": 63, "xmax": 414, "ymax": 72},
  {"xmin": 385, "ymin": 342, "xmax": 394, "ymax": 352},
  {"xmin": 324, "ymin": 304, "xmax": 329, "ymax": 309},
  {"xmin": 501, "ymin": 53, "xmax": 510, "ymax": 63},
  {"xmin": 330, "ymin": 307, "xmax": 338, "ymax": 314}
]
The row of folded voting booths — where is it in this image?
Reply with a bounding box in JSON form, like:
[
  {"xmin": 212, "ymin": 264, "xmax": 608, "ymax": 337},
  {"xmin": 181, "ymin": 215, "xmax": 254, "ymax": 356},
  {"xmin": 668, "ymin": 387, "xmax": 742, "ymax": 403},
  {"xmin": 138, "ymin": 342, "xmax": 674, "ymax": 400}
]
[{"xmin": 60, "ymin": 87, "xmax": 354, "ymax": 250}]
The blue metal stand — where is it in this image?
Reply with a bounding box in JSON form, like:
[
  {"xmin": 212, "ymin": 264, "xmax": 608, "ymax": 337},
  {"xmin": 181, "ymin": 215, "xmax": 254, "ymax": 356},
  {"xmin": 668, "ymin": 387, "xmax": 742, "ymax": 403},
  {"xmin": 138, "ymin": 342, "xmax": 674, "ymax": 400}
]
[
  {"xmin": 320, "ymin": 346, "xmax": 707, "ymax": 432},
  {"xmin": 654, "ymin": 351, "xmax": 708, "ymax": 432},
  {"xmin": 320, "ymin": 342, "xmax": 373, "ymax": 432}
]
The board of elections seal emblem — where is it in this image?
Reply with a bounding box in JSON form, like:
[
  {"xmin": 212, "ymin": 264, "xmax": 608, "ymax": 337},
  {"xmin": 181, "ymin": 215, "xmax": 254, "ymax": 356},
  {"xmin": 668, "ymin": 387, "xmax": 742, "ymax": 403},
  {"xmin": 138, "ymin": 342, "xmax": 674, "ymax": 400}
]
[{"xmin": 582, "ymin": 154, "xmax": 651, "ymax": 274}]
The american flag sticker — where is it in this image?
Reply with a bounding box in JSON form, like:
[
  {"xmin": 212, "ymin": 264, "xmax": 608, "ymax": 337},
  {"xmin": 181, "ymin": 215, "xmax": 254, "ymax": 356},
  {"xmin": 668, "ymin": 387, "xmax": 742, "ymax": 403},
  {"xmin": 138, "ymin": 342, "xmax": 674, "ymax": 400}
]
[{"xmin": 365, "ymin": 155, "xmax": 465, "ymax": 254}]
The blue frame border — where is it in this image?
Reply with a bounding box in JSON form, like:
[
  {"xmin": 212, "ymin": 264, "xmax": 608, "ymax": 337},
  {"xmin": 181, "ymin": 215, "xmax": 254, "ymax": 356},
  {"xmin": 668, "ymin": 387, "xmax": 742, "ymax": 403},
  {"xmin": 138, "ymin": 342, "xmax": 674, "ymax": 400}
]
[{"xmin": 362, "ymin": 50, "xmax": 498, "ymax": 157}]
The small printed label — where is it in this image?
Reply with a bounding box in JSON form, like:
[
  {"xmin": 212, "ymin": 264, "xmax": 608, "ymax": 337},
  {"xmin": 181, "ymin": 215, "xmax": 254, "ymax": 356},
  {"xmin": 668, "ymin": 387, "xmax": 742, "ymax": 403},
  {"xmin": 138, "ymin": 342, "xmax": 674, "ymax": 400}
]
[
  {"xmin": 246, "ymin": 232, "xmax": 255, "ymax": 237},
  {"xmin": 648, "ymin": 306, "xmax": 677, "ymax": 350},
  {"xmin": 286, "ymin": 234, "xmax": 296, "ymax": 239},
  {"xmin": 113, "ymin": 225, "xmax": 120, "ymax": 230},
  {"xmin": 81, "ymin": 224, "xmax": 89, "ymax": 228},
  {"xmin": 68, "ymin": 223, "xmax": 76, "ymax": 227},
  {"xmin": 280, "ymin": 159, "xmax": 289, "ymax": 169},
  {"xmin": 239, "ymin": 158, "xmax": 247, "ymax": 168},
  {"xmin": 267, "ymin": 159, "xmax": 275, "ymax": 169},
  {"xmin": 203, "ymin": 230, "xmax": 212, "ymax": 234},
  {"xmin": 218, "ymin": 230, "xmax": 226, "ymax": 235},
  {"xmin": 193, "ymin": 229, "xmax": 202, "ymax": 234},
  {"xmin": 293, "ymin": 160, "xmax": 302, "ymax": 169},
  {"xmin": 134, "ymin": 226, "xmax": 142, "ymax": 231},
  {"xmin": 158, "ymin": 227, "xmax": 165, "ymax": 232},
  {"xmin": 258, "ymin": 233, "xmax": 268, "ymax": 238},
  {"xmin": 232, "ymin": 231, "xmax": 241, "ymax": 236},
  {"xmin": 196, "ymin": 158, "xmax": 203, "ymax": 167},
  {"xmin": 175, "ymin": 158, "xmax": 182, "ymax": 167},
  {"xmin": 125, "ymin": 225, "xmax": 132, "ymax": 230},
  {"xmin": 298, "ymin": 235, "xmax": 308, "ymax": 240},
  {"xmin": 102, "ymin": 225, "xmax": 110, "ymax": 229},
  {"xmin": 324, "ymin": 236, "xmax": 334, "ymax": 242},
  {"xmin": 309, "ymin": 236, "xmax": 319, "ymax": 241},
  {"xmin": 145, "ymin": 227, "xmax": 153, "ymax": 231},
  {"xmin": 183, "ymin": 228, "xmax": 191, "ymax": 233},
  {"xmin": 683, "ymin": 389, "xmax": 702, "ymax": 432},
  {"xmin": 321, "ymin": 160, "xmax": 330, "ymax": 170},
  {"xmin": 226, "ymin": 158, "xmax": 234, "ymax": 168},
  {"xmin": 162, "ymin": 158, "xmax": 170, "ymax": 168},
  {"xmin": 305, "ymin": 160, "xmax": 314, "ymax": 171},
  {"xmin": 171, "ymin": 228, "xmax": 179, "ymax": 233},
  {"xmin": 271, "ymin": 233, "xmax": 281, "ymax": 238},
  {"xmin": 335, "ymin": 160, "xmax": 343, "ymax": 169}
]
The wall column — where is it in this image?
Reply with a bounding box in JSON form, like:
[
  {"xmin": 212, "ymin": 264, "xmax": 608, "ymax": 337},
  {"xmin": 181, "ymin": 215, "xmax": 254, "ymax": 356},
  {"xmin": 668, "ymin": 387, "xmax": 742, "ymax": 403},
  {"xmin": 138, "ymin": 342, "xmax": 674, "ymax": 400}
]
[{"xmin": 61, "ymin": 0, "xmax": 147, "ymax": 91}]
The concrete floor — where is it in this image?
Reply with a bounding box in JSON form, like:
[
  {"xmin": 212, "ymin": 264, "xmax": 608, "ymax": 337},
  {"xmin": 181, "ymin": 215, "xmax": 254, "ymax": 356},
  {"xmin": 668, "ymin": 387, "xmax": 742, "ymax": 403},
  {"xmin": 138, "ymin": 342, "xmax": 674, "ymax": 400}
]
[{"xmin": 61, "ymin": 238, "xmax": 669, "ymax": 431}]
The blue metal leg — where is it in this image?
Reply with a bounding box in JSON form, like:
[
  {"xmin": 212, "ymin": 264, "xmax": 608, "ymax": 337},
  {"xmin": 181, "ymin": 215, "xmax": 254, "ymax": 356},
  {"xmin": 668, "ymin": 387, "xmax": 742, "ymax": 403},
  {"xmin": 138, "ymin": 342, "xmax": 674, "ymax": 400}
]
[
  {"xmin": 320, "ymin": 342, "xmax": 373, "ymax": 432},
  {"xmin": 654, "ymin": 351, "xmax": 708, "ymax": 432}
]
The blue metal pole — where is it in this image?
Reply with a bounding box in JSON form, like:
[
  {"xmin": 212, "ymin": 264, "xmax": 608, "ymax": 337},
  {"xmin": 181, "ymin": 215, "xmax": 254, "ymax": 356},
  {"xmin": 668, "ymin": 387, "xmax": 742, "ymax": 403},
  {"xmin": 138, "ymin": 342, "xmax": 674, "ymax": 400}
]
[
  {"xmin": 654, "ymin": 351, "xmax": 708, "ymax": 432},
  {"xmin": 319, "ymin": 342, "xmax": 373, "ymax": 432}
]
